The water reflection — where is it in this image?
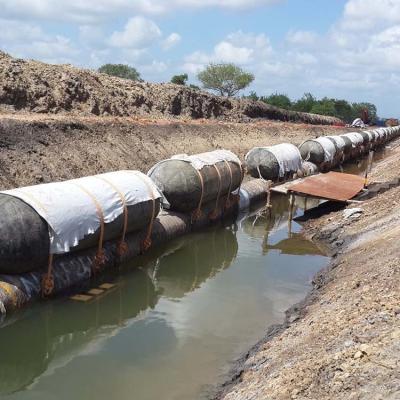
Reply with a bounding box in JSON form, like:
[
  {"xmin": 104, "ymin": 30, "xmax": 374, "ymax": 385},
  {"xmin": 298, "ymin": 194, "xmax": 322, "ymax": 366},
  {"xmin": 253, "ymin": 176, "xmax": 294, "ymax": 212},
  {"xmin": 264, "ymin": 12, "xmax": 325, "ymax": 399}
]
[
  {"xmin": 0, "ymin": 228, "xmax": 238, "ymax": 396},
  {"xmin": 0, "ymin": 205, "xmax": 327, "ymax": 400}
]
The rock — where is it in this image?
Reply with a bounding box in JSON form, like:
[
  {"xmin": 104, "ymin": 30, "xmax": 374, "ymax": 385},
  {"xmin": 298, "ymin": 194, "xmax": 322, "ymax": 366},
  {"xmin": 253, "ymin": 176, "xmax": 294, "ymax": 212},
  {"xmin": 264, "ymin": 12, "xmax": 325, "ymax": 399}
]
[
  {"xmin": 354, "ymin": 351, "xmax": 364, "ymax": 359},
  {"xmin": 343, "ymin": 208, "xmax": 363, "ymax": 219}
]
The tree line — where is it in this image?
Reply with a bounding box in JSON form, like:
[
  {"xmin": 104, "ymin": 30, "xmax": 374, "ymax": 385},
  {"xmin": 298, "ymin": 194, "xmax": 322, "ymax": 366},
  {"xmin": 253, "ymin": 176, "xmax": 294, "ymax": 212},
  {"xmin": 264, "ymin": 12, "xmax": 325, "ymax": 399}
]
[
  {"xmin": 245, "ymin": 92, "xmax": 377, "ymax": 124},
  {"xmin": 97, "ymin": 62, "xmax": 377, "ymax": 123}
]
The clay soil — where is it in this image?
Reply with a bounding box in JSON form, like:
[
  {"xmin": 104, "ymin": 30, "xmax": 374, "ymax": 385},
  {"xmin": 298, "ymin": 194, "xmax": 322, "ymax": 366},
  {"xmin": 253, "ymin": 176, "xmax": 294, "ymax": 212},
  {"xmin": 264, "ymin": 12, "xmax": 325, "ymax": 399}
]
[
  {"xmin": 0, "ymin": 113, "xmax": 351, "ymax": 190},
  {"xmin": 216, "ymin": 142, "xmax": 400, "ymax": 400}
]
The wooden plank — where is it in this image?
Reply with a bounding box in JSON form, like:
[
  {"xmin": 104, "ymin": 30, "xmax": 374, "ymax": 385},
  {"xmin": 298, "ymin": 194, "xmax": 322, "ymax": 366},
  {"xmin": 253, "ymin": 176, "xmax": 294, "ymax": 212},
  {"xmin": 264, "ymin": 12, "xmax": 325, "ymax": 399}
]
[
  {"xmin": 87, "ymin": 288, "xmax": 104, "ymax": 296},
  {"xmin": 70, "ymin": 294, "xmax": 93, "ymax": 302},
  {"xmin": 99, "ymin": 283, "xmax": 116, "ymax": 290}
]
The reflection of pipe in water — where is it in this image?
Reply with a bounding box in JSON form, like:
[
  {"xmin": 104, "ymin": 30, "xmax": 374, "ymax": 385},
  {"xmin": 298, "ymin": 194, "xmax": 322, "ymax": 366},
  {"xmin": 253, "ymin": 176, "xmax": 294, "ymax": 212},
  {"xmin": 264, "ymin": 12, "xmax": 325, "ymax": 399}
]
[
  {"xmin": 0, "ymin": 269, "xmax": 158, "ymax": 396},
  {"xmin": 262, "ymin": 232, "xmax": 324, "ymax": 256},
  {"xmin": 241, "ymin": 194, "xmax": 291, "ymax": 240},
  {"xmin": 153, "ymin": 228, "xmax": 238, "ymax": 299}
]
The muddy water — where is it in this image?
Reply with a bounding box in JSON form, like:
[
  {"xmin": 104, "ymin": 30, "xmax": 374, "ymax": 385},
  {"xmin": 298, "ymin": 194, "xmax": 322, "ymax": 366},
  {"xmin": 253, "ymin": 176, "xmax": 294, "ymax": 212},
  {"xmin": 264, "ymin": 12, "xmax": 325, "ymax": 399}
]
[{"xmin": 0, "ymin": 198, "xmax": 327, "ymax": 400}]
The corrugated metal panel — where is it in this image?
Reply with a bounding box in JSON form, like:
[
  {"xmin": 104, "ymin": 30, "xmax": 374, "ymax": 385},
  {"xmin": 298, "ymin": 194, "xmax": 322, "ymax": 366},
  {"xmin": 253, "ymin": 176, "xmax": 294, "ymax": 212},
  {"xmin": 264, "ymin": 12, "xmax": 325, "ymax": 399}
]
[{"xmin": 287, "ymin": 172, "xmax": 365, "ymax": 201}]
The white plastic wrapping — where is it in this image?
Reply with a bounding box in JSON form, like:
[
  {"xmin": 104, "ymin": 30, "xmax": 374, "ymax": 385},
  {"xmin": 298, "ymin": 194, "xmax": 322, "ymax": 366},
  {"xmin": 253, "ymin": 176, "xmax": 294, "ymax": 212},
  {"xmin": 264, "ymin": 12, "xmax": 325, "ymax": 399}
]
[
  {"xmin": 312, "ymin": 137, "xmax": 337, "ymax": 162},
  {"xmin": 341, "ymin": 132, "xmax": 364, "ymax": 147},
  {"xmin": 326, "ymin": 135, "xmax": 346, "ymax": 150},
  {"xmin": 2, "ymin": 171, "xmax": 162, "ymax": 254},
  {"xmin": 170, "ymin": 149, "xmax": 241, "ymax": 170},
  {"xmin": 246, "ymin": 143, "xmax": 302, "ymax": 178}
]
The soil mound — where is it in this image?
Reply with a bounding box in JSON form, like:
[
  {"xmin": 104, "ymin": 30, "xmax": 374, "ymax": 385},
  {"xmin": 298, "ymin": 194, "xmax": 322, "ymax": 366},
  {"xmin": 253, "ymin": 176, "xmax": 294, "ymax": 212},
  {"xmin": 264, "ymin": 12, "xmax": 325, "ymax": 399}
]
[{"xmin": 0, "ymin": 51, "xmax": 341, "ymax": 125}]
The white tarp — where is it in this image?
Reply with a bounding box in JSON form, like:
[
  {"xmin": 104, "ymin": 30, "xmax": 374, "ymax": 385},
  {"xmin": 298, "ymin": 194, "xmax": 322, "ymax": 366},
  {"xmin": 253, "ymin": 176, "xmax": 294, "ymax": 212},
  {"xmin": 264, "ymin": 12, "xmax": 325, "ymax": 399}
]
[
  {"xmin": 2, "ymin": 171, "xmax": 161, "ymax": 254},
  {"xmin": 313, "ymin": 137, "xmax": 337, "ymax": 162},
  {"xmin": 170, "ymin": 149, "xmax": 242, "ymax": 170},
  {"xmin": 341, "ymin": 132, "xmax": 364, "ymax": 147},
  {"xmin": 246, "ymin": 143, "xmax": 302, "ymax": 178},
  {"xmin": 362, "ymin": 131, "xmax": 374, "ymax": 141},
  {"xmin": 351, "ymin": 118, "xmax": 366, "ymax": 128},
  {"xmin": 326, "ymin": 135, "xmax": 346, "ymax": 150}
]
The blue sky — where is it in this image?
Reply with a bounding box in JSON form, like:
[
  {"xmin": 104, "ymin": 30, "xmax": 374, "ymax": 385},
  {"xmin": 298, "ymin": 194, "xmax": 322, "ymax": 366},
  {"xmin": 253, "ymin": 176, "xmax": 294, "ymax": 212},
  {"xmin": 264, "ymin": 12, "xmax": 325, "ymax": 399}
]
[{"xmin": 0, "ymin": 0, "xmax": 399, "ymax": 117}]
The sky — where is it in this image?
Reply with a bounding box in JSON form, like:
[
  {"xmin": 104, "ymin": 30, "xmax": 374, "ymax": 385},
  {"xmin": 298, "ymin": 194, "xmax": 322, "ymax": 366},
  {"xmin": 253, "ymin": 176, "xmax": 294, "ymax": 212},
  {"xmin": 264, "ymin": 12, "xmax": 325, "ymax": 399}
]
[{"xmin": 0, "ymin": 0, "xmax": 399, "ymax": 117}]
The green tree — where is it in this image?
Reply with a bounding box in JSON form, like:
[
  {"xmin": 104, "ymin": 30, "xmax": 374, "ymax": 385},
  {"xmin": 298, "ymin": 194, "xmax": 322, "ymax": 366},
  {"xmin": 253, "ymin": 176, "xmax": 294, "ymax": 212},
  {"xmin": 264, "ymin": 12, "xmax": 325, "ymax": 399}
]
[
  {"xmin": 333, "ymin": 99, "xmax": 353, "ymax": 122},
  {"xmin": 197, "ymin": 63, "xmax": 254, "ymax": 97},
  {"xmin": 262, "ymin": 93, "xmax": 292, "ymax": 109},
  {"xmin": 98, "ymin": 64, "xmax": 141, "ymax": 81},
  {"xmin": 291, "ymin": 93, "xmax": 316, "ymax": 113},
  {"xmin": 171, "ymin": 73, "xmax": 188, "ymax": 85},
  {"xmin": 245, "ymin": 91, "xmax": 260, "ymax": 101},
  {"xmin": 310, "ymin": 97, "xmax": 336, "ymax": 116}
]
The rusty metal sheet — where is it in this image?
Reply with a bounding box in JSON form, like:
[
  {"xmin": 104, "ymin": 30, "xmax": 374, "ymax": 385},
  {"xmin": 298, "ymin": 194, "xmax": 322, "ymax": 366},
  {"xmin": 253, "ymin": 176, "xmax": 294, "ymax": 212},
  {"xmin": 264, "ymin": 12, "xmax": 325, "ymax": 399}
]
[{"xmin": 287, "ymin": 171, "xmax": 365, "ymax": 201}]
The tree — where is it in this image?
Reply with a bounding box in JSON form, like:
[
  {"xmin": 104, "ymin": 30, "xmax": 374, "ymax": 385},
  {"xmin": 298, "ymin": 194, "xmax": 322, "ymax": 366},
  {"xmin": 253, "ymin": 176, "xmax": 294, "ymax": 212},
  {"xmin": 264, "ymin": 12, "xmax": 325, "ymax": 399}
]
[
  {"xmin": 171, "ymin": 73, "xmax": 188, "ymax": 85},
  {"xmin": 197, "ymin": 63, "xmax": 254, "ymax": 97},
  {"xmin": 245, "ymin": 91, "xmax": 260, "ymax": 101},
  {"xmin": 291, "ymin": 93, "xmax": 316, "ymax": 113},
  {"xmin": 310, "ymin": 97, "xmax": 336, "ymax": 116},
  {"xmin": 262, "ymin": 93, "xmax": 292, "ymax": 109},
  {"xmin": 98, "ymin": 64, "xmax": 141, "ymax": 81},
  {"xmin": 333, "ymin": 99, "xmax": 353, "ymax": 122}
]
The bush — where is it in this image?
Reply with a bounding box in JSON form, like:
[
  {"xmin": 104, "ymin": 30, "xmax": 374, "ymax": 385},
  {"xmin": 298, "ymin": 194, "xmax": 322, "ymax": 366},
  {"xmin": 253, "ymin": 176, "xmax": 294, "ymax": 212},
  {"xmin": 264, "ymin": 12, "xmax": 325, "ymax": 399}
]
[
  {"xmin": 98, "ymin": 64, "xmax": 141, "ymax": 81},
  {"xmin": 171, "ymin": 73, "xmax": 188, "ymax": 85}
]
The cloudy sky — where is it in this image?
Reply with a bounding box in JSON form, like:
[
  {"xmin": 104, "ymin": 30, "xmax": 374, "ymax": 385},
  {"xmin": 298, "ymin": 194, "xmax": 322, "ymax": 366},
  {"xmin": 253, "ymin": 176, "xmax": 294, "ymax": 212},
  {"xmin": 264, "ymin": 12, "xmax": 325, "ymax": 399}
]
[{"xmin": 1, "ymin": 0, "xmax": 399, "ymax": 117}]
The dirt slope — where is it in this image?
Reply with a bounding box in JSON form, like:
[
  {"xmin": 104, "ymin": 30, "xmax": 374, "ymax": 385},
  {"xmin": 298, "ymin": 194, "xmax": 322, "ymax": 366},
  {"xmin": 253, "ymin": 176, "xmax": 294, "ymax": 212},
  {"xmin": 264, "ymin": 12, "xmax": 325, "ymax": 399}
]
[
  {"xmin": 0, "ymin": 114, "xmax": 351, "ymax": 190},
  {"xmin": 0, "ymin": 51, "xmax": 341, "ymax": 125},
  {"xmin": 217, "ymin": 143, "xmax": 400, "ymax": 400}
]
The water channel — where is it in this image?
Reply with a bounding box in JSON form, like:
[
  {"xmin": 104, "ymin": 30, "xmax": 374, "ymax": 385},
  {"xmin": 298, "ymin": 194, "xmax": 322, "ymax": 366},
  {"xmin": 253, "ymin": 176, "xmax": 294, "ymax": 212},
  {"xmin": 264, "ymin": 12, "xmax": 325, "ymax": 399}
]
[
  {"xmin": 1, "ymin": 143, "xmax": 396, "ymax": 400},
  {"xmin": 0, "ymin": 194, "xmax": 327, "ymax": 400}
]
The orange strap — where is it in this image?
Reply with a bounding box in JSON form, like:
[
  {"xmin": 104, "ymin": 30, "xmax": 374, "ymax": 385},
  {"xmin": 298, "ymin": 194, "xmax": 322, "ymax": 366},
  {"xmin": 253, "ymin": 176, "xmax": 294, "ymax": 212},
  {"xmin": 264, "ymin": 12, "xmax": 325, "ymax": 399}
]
[
  {"xmin": 128, "ymin": 172, "xmax": 157, "ymax": 253},
  {"xmin": 42, "ymin": 253, "xmax": 54, "ymax": 297},
  {"xmin": 72, "ymin": 183, "xmax": 106, "ymax": 272},
  {"xmin": 192, "ymin": 168, "xmax": 205, "ymax": 222},
  {"xmin": 209, "ymin": 164, "xmax": 222, "ymax": 219},
  {"xmin": 96, "ymin": 176, "xmax": 129, "ymax": 257},
  {"xmin": 223, "ymin": 160, "xmax": 233, "ymax": 207}
]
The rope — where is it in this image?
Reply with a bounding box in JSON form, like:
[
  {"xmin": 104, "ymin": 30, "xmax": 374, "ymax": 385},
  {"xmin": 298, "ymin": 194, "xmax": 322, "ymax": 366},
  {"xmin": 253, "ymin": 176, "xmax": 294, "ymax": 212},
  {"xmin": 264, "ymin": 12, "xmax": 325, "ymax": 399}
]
[
  {"xmin": 72, "ymin": 183, "xmax": 106, "ymax": 273},
  {"xmin": 128, "ymin": 172, "xmax": 157, "ymax": 253},
  {"xmin": 209, "ymin": 164, "xmax": 222, "ymax": 220},
  {"xmin": 96, "ymin": 176, "xmax": 129, "ymax": 258},
  {"xmin": 191, "ymin": 168, "xmax": 205, "ymax": 223}
]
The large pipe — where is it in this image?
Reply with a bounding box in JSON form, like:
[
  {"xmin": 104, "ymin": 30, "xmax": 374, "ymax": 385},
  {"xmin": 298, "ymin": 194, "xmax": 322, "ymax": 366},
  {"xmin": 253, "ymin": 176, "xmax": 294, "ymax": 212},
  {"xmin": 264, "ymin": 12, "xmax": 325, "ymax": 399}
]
[{"xmin": 0, "ymin": 180, "xmax": 269, "ymax": 316}]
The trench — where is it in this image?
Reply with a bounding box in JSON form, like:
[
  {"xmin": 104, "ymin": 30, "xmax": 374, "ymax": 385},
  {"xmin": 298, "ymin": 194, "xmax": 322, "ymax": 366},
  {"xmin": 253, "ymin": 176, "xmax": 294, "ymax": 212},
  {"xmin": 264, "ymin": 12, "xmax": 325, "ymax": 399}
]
[
  {"xmin": 0, "ymin": 193, "xmax": 328, "ymax": 400},
  {"xmin": 0, "ymin": 140, "xmax": 397, "ymax": 400}
]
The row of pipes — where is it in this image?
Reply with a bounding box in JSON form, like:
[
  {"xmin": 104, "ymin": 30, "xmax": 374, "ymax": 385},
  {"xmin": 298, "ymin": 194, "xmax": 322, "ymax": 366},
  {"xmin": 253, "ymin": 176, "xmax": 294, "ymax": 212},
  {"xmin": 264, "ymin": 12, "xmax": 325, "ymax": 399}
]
[
  {"xmin": 0, "ymin": 125, "xmax": 399, "ymax": 314},
  {"xmin": 246, "ymin": 126, "xmax": 400, "ymax": 182}
]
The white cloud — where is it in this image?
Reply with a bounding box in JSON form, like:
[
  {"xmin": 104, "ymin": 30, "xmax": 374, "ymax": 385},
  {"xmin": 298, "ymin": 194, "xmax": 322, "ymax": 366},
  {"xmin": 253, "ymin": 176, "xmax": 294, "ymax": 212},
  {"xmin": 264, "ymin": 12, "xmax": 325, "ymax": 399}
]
[
  {"xmin": 0, "ymin": 0, "xmax": 283, "ymax": 23},
  {"xmin": 286, "ymin": 30, "xmax": 317, "ymax": 46},
  {"xmin": 183, "ymin": 31, "xmax": 272, "ymax": 72},
  {"xmin": 0, "ymin": 19, "xmax": 79, "ymax": 64},
  {"xmin": 162, "ymin": 33, "xmax": 181, "ymax": 51},
  {"xmin": 109, "ymin": 16, "xmax": 162, "ymax": 49}
]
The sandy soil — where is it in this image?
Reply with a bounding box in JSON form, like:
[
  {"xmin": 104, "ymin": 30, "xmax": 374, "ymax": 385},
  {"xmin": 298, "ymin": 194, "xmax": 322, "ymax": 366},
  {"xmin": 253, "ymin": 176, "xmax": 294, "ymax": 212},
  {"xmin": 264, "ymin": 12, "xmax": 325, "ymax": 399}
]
[
  {"xmin": 216, "ymin": 142, "xmax": 400, "ymax": 399},
  {"xmin": 0, "ymin": 113, "xmax": 351, "ymax": 190}
]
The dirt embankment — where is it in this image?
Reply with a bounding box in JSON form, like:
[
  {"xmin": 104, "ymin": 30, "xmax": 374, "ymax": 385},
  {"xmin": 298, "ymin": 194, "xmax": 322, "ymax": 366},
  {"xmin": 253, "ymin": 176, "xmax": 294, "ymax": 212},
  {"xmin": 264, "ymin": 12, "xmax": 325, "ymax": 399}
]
[
  {"xmin": 0, "ymin": 114, "xmax": 351, "ymax": 190},
  {"xmin": 217, "ymin": 144, "xmax": 400, "ymax": 399},
  {"xmin": 0, "ymin": 51, "xmax": 341, "ymax": 125}
]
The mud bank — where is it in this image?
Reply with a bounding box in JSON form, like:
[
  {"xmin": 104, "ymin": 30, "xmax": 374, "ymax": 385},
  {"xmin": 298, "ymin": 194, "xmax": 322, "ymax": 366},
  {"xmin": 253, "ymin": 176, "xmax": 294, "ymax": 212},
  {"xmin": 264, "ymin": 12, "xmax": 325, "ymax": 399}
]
[
  {"xmin": 216, "ymin": 143, "xmax": 400, "ymax": 399},
  {"xmin": 0, "ymin": 114, "xmax": 351, "ymax": 190}
]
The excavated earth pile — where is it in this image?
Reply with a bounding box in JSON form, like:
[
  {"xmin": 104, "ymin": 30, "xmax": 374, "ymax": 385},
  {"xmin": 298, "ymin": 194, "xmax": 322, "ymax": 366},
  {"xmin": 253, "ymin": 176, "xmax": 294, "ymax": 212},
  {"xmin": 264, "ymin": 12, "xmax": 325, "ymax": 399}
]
[{"xmin": 0, "ymin": 51, "xmax": 341, "ymax": 125}]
